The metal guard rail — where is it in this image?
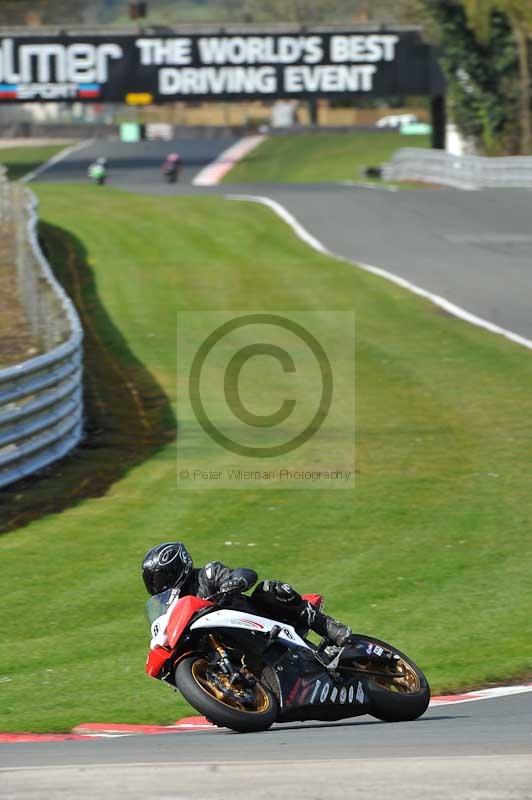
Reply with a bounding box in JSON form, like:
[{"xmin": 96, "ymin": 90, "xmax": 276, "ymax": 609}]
[
  {"xmin": 0, "ymin": 190, "xmax": 83, "ymax": 489},
  {"xmin": 382, "ymin": 148, "xmax": 532, "ymax": 189}
]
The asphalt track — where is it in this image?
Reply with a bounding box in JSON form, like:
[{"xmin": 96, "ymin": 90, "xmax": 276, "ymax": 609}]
[
  {"xmin": 8, "ymin": 138, "xmax": 531, "ymax": 797},
  {"xmin": 35, "ymin": 136, "xmax": 239, "ymax": 188},
  {"xmin": 2, "ymin": 693, "xmax": 531, "ymax": 799}
]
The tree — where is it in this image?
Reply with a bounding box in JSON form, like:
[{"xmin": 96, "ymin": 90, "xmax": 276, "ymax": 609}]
[
  {"xmin": 425, "ymin": 2, "xmax": 520, "ymax": 153},
  {"xmin": 0, "ymin": 1, "xmax": 89, "ymax": 25},
  {"xmin": 142, "ymin": 0, "xmax": 428, "ymax": 26},
  {"xmin": 460, "ymin": 1, "xmax": 532, "ymax": 152}
]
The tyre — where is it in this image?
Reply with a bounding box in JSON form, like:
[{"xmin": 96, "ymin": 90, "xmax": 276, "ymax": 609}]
[
  {"xmin": 347, "ymin": 636, "xmax": 430, "ymax": 722},
  {"xmin": 175, "ymin": 656, "xmax": 278, "ymax": 733}
]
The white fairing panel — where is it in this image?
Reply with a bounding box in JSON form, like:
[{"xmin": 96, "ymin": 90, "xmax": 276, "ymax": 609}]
[{"xmin": 190, "ymin": 609, "xmax": 312, "ymax": 650}]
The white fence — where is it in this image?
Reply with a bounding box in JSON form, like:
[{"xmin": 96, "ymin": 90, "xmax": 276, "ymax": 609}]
[
  {"xmin": 382, "ymin": 148, "xmax": 532, "ymax": 189},
  {"xmin": 0, "ymin": 171, "xmax": 83, "ymax": 489}
]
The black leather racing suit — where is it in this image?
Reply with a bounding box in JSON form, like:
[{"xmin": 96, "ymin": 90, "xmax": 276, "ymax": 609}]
[
  {"xmin": 181, "ymin": 561, "xmax": 258, "ymax": 600},
  {"xmin": 180, "ymin": 562, "xmax": 351, "ymax": 647}
]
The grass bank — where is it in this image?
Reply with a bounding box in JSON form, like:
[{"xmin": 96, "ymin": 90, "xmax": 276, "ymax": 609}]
[
  {"xmin": 224, "ymin": 131, "xmax": 430, "ymax": 184},
  {"xmin": 0, "ymin": 185, "xmax": 531, "ymax": 732},
  {"xmin": 0, "ymin": 144, "xmax": 67, "ymax": 180}
]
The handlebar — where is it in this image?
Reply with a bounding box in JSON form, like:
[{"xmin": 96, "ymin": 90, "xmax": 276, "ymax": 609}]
[
  {"xmin": 203, "ymin": 591, "xmax": 231, "ymax": 603},
  {"xmin": 203, "ymin": 588, "xmax": 245, "ymax": 603}
]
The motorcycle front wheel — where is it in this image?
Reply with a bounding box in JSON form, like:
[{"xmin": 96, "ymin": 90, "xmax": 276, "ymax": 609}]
[{"xmin": 175, "ymin": 655, "xmax": 278, "ymax": 733}]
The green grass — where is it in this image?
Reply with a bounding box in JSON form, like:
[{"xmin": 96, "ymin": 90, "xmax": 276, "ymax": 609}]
[
  {"xmin": 1, "ymin": 184, "xmax": 531, "ymax": 732},
  {"xmin": 0, "ymin": 145, "xmax": 68, "ymax": 181},
  {"xmin": 224, "ymin": 132, "xmax": 430, "ymax": 184}
]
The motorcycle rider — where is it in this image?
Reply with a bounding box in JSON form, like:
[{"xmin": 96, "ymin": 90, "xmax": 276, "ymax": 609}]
[
  {"xmin": 88, "ymin": 156, "xmax": 107, "ymax": 185},
  {"xmin": 161, "ymin": 152, "xmax": 181, "ymax": 180},
  {"xmin": 142, "ymin": 541, "xmax": 352, "ymax": 648}
]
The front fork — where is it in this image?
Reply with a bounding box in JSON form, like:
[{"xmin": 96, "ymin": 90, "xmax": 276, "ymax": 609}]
[{"xmin": 207, "ymin": 634, "xmax": 257, "ymax": 689}]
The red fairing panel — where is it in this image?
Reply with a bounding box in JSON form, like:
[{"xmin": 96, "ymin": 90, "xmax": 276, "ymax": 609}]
[
  {"xmin": 146, "ymin": 645, "xmax": 172, "ymax": 677},
  {"xmin": 167, "ymin": 595, "xmax": 214, "ymax": 648},
  {"xmin": 302, "ymin": 593, "xmax": 324, "ymax": 611}
]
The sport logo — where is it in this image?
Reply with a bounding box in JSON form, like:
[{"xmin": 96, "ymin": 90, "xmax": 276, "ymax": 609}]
[
  {"xmin": 159, "ymin": 546, "xmax": 179, "ymax": 564},
  {"xmin": 231, "ymin": 618, "xmax": 265, "ymax": 629},
  {"xmin": 309, "ymin": 680, "xmax": 322, "ymax": 704},
  {"xmin": 282, "ymin": 627, "xmax": 295, "ymax": 640}
]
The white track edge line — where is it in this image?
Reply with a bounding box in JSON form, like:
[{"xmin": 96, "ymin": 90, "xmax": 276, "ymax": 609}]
[
  {"xmin": 20, "ymin": 138, "xmax": 95, "ymax": 184},
  {"xmin": 228, "ymin": 193, "xmax": 532, "ymax": 352},
  {"xmin": 430, "ymin": 685, "xmax": 532, "ymax": 705}
]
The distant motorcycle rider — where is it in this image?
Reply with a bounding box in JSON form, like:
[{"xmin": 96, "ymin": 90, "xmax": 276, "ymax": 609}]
[
  {"xmin": 161, "ymin": 152, "xmax": 181, "ymax": 182},
  {"xmin": 88, "ymin": 156, "xmax": 107, "ymax": 185},
  {"xmin": 142, "ymin": 541, "xmax": 352, "ymax": 648}
]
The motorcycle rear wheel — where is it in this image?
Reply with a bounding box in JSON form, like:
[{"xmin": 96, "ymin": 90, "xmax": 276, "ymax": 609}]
[
  {"xmin": 175, "ymin": 655, "xmax": 278, "ymax": 733},
  {"xmin": 344, "ymin": 636, "xmax": 430, "ymax": 722}
]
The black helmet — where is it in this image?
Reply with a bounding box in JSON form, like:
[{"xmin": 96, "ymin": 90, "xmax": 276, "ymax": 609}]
[{"xmin": 142, "ymin": 542, "xmax": 193, "ymax": 596}]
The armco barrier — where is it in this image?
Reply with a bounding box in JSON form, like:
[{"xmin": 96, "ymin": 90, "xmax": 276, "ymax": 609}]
[
  {"xmin": 382, "ymin": 148, "xmax": 532, "ymax": 189},
  {"xmin": 0, "ymin": 175, "xmax": 83, "ymax": 489}
]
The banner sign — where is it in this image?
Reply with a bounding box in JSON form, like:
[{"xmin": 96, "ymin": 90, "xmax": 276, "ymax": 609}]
[{"xmin": 0, "ymin": 31, "xmax": 443, "ymax": 103}]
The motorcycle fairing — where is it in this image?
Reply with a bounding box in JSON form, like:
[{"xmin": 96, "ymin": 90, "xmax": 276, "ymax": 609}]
[
  {"xmin": 146, "ymin": 645, "xmax": 172, "ymax": 678},
  {"xmin": 189, "ymin": 609, "xmax": 311, "ymax": 650},
  {"xmin": 188, "ymin": 608, "xmax": 373, "ymax": 722},
  {"xmin": 167, "ymin": 595, "xmax": 214, "ymax": 648},
  {"xmin": 262, "ymin": 645, "xmax": 369, "ymax": 722},
  {"xmin": 263, "ymin": 647, "xmax": 370, "ymax": 722},
  {"xmin": 280, "ymin": 674, "xmax": 369, "ymax": 722}
]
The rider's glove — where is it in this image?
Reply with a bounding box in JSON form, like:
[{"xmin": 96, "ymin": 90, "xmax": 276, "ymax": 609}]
[
  {"xmin": 264, "ymin": 580, "xmax": 299, "ymax": 605},
  {"xmin": 219, "ymin": 576, "xmax": 247, "ymax": 596}
]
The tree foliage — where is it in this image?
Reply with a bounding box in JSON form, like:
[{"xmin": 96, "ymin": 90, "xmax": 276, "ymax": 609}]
[
  {"xmin": 0, "ymin": 0, "xmax": 89, "ymax": 24},
  {"xmin": 0, "ymin": 0, "xmax": 429, "ymax": 26},
  {"xmin": 424, "ymin": 2, "xmax": 525, "ymax": 153},
  {"xmin": 101, "ymin": 0, "xmax": 427, "ymax": 26},
  {"xmin": 458, "ymin": 0, "xmax": 532, "ymax": 152},
  {"xmin": 461, "ymin": 0, "xmax": 532, "ymax": 39}
]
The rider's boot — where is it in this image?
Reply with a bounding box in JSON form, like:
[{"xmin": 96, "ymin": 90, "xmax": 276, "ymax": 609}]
[{"xmin": 310, "ymin": 609, "xmax": 352, "ymax": 647}]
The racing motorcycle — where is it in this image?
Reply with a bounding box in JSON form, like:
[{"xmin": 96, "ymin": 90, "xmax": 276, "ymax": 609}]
[
  {"xmin": 161, "ymin": 154, "xmax": 181, "ymax": 183},
  {"xmin": 145, "ymin": 588, "xmax": 430, "ymax": 733},
  {"xmin": 88, "ymin": 159, "xmax": 107, "ymax": 186}
]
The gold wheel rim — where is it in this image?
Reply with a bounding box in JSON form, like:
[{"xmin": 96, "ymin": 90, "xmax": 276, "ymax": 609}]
[
  {"xmin": 373, "ymin": 658, "xmax": 421, "ymax": 695},
  {"xmin": 191, "ymin": 658, "xmax": 271, "ymax": 713}
]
